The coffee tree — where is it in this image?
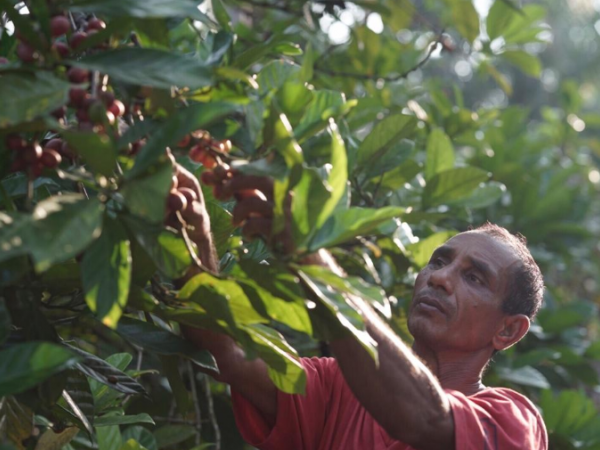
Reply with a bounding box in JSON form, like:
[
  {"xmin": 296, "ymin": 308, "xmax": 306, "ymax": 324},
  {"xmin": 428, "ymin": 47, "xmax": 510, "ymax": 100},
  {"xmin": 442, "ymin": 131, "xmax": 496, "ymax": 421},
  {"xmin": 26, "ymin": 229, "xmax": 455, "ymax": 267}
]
[{"xmin": 1, "ymin": 0, "xmax": 600, "ymax": 449}]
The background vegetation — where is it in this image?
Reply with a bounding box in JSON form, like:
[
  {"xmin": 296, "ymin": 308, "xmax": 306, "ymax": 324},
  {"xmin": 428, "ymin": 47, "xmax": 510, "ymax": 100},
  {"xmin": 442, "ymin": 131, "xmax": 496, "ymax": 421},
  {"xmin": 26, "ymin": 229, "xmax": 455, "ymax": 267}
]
[{"xmin": 1, "ymin": 0, "xmax": 600, "ymax": 449}]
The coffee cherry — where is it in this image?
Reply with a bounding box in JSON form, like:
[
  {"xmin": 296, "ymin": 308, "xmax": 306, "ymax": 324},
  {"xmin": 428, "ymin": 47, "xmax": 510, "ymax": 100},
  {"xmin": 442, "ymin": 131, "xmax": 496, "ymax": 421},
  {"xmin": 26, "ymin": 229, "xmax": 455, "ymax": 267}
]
[
  {"xmin": 178, "ymin": 134, "xmax": 191, "ymax": 148},
  {"xmin": 16, "ymin": 42, "xmax": 37, "ymax": 63},
  {"xmin": 68, "ymin": 67, "xmax": 89, "ymax": 83},
  {"xmin": 76, "ymin": 108, "xmax": 90, "ymax": 122},
  {"xmin": 108, "ymin": 100, "xmax": 125, "ymax": 117},
  {"xmin": 178, "ymin": 187, "xmax": 198, "ymax": 204},
  {"xmin": 130, "ymin": 141, "xmax": 143, "ymax": 156},
  {"xmin": 234, "ymin": 189, "xmax": 263, "ymax": 201},
  {"xmin": 41, "ymin": 149, "xmax": 62, "ymax": 168},
  {"xmin": 45, "ymin": 138, "xmax": 63, "ymax": 151},
  {"xmin": 6, "ymin": 134, "xmax": 26, "ymax": 151},
  {"xmin": 23, "ymin": 143, "xmax": 42, "ymax": 164},
  {"xmin": 213, "ymin": 163, "xmax": 231, "ymax": 180},
  {"xmin": 69, "ymin": 31, "xmax": 88, "ymax": 50},
  {"xmin": 50, "ymin": 16, "xmax": 70, "ymax": 37},
  {"xmin": 69, "ymin": 88, "xmax": 89, "ymax": 107},
  {"xmin": 221, "ymin": 139, "xmax": 232, "ymax": 152},
  {"xmin": 31, "ymin": 162, "xmax": 44, "ymax": 178},
  {"xmin": 200, "ymin": 171, "xmax": 217, "ymax": 186},
  {"xmin": 0, "ymin": 57, "xmax": 9, "ymax": 65},
  {"xmin": 87, "ymin": 18, "xmax": 106, "ymax": 31},
  {"xmin": 51, "ymin": 41, "xmax": 70, "ymax": 58},
  {"xmin": 61, "ymin": 141, "xmax": 74, "ymax": 158},
  {"xmin": 192, "ymin": 130, "xmax": 210, "ymax": 140},
  {"xmin": 167, "ymin": 191, "xmax": 187, "ymax": 212},
  {"xmin": 99, "ymin": 90, "xmax": 115, "ymax": 106},
  {"xmin": 51, "ymin": 105, "xmax": 66, "ymax": 120}
]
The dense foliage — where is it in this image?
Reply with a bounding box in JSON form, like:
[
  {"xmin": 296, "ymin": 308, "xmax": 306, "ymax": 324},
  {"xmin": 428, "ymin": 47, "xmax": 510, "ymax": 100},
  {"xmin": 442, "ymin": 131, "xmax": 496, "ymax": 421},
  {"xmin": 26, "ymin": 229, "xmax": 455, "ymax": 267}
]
[{"xmin": 1, "ymin": 0, "xmax": 599, "ymax": 449}]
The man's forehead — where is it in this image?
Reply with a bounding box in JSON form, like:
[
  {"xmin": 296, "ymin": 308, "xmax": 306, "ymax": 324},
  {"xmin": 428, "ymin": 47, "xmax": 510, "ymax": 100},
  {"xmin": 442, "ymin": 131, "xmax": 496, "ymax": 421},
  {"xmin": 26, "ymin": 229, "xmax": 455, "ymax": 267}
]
[{"xmin": 439, "ymin": 231, "xmax": 519, "ymax": 267}]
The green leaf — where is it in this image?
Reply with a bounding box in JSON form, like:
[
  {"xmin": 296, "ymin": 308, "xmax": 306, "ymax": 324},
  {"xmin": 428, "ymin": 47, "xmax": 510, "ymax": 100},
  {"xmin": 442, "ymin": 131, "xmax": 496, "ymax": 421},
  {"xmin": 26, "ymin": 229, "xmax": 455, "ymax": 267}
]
[
  {"xmin": 355, "ymin": 114, "xmax": 417, "ymax": 169},
  {"xmin": 422, "ymin": 167, "xmax": 489, "ymax": 208},
  {"xmin": 160, "ymin": 355, "xmax": 191, "ymax": 415},
  {"xmin": 0, "ymin": 298, "xmax": 10, "ymax": 345},
  {"xmin": 211, "ymin": 0, "xmax": 232, "ymax": 32},
  {"xmin": 241, "ymin": 323, "xmax": 306, "ymax": 394},
  {"xmin": 96, "ymin": 425, "xmax": 122, "ymax": 450},
  {"xmin": 119, "ymin": 440, "xmax": 148, "ymax": 450},
  {"xmin": 205, "ymin": 201, "xmax": 234, "ymax": 257},
  {"xmin": 447, "ymin": 181, "xmax": 505, "ymax": 209},
  {"xmin": 61, "ymin": 131, "xmax": 117, "ymax": 177},
  {"xmin": 0, "ymin": 342, "xmax": 80, "ymax": 397},
  {"xmin": 64, "ymin": 371, "xmax": 95, "ymax": 430},
  {"xmin": 154, "ymin": 425, "xmax": 196, "ymax": 448},
  {"xmin": 72, "ymin": 48, "xmax": 213, "ymax": 90},
  {"xmin": 379, "ymin": 160, "xmax": 422, "ymax": 190},
  {"xmin": 127, "ymin": 102, "xmax": 237, "ymax": 179},
  {"xmin": 0, "ymin": 195, "xmax": 104, "ymax": 272},
  {"xmin": 496, "ymin": 366, "xmax": 550, "ymax": 389},
  {"xmin": 309, "ymin": 206, "xmax": 405, "ymax": 251},
  {"xmin": 487, "ymin": 2, "xmax": 546, "ymax": 43},
  {"xmin": 294, "ymin": 91, "xmax": 349, "ymax": 142},
  {"xmin": 69, "ymin": 0, "xmax": 214, "ymax": 23},
  {"xmin": 95, "ymin": 413, "xmax": 154, "ymax": 427},
  {"xmin": 502, "ymin": 50, "xmax": 542, "ymax": 77},
  {"xmin": 123, "ymin": 215, "xmax": 191, "ymax": 278},
  {"xmin": 116, "ymin": 316, "xmax": 217, "ymax": 371},
  {"xmin": 0, "ymin": 72, "xmax": 71, "ymax": 127},
  {"xmin": 450, "ymin": 0, "xmax": 480, "ymax": 43},
  {"xmin": 407, "ymin": 230, "xmax": 457, "ymax": 268},
  {"xmin": 65, "ymin": 345, "xmax": 146, "ymax": 396},
  {"xmin": 81, "ymin": 217, "xmax": 132, "ymax": 329},
  {"xmin": 425, "ymin": 128, "xmax": 454, "ymax": 180},
  {"xmin": 122, "ymin": 427, "xmax": 157, "ymax": 450},
  {"xmin": 121, "ymin": 162, "xmax": 172, "ymax": 223}
]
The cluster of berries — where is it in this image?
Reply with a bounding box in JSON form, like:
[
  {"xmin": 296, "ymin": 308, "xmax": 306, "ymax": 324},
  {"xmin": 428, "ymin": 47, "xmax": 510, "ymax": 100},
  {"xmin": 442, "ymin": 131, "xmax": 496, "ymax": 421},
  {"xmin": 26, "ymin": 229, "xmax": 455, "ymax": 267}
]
[
  {"xmin": 6, "ymin": 135, "xmax": 62, "ymax": 177},
  {"xmin": 179, "ymin": 130, "xmax": 232, "ymax": 169}
]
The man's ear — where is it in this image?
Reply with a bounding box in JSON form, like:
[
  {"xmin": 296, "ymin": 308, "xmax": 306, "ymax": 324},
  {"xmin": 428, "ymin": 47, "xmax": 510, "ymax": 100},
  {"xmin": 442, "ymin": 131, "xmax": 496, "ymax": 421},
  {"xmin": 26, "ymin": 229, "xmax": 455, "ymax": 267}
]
[{"xmin": 492, "ymin": 314, "xmax": 530, "ymax": 351}]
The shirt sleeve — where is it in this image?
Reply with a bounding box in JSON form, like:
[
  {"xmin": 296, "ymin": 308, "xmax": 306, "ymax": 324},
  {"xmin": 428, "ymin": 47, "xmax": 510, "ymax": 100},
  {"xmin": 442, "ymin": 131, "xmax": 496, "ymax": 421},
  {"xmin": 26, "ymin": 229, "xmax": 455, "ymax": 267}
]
[
  {"xmin": 445, "ymin": 388, "xmax": 548, "ymax": 450},
  {"xmin": 231, "ymin": 357, "xmax": 337, "ymax": 450}
]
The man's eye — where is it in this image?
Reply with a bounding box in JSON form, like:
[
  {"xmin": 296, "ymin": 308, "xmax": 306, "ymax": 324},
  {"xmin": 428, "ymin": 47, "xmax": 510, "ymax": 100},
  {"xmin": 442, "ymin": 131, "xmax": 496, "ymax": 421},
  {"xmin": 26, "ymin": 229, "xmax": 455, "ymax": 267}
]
[
  {"xmin": 468, "ymin": 273, "xmax": 482, "ymax": 284},
  {"xmin": 430, "ymin": 258, "xmax": 445, "ymax": 268}
]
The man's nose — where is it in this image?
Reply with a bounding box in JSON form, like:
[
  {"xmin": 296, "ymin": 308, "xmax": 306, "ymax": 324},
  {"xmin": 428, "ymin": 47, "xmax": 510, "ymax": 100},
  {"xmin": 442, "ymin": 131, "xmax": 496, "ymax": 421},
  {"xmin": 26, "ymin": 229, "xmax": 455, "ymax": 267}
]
[{"xmin": 427, "ymin": 265, "xmax": 454, "ymax": 294}]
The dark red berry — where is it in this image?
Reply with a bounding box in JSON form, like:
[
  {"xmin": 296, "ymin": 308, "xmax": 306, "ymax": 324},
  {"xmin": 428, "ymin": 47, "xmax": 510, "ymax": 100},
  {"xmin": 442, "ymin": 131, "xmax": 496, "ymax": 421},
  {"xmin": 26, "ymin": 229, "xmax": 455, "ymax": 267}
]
[
  {"xmin": 167, "ymin": 191, "xmax": 187, "ymax": 212},
  {"xmin": 178, "ymin": 135, "xmax": 191, "ymax": 148},
  {"xmin": 87, "ymin": 18, "xmax": 106, "ymax": 31},
  {"xmin": 69, "ymin": 31, "xmax": 88, "ymax": 50},
  {"xmin": 76, "ymin": 108, "xmax": 89, "ymax": 122},
  {"xmin": 108, "ymin": 100, "xmax": 125, "ymax": 117},
  {"xmin": 99, "ymin": 90, "xmax": 115, "ymax": 106},
  {"xmin": 178, "ymin": 187, "xmax": 198, "ymax": 204},
  {"xmin": 50, "ymin": 16, "xmax": 70, "ymax": 37},
  {"xmin": 69, "ymin": 88, "xmax": 89, "ymax": 107},
  {"xmin": 45, "ymin": 139, "xmax": 63, "ymax": 151},
  {"xmin": 130, "ymin": 141, "xmax": 143, "ymax": 156},
  {"xmin": 67, "ymin": 67, "xmax": 89, "ymax": 83},
  {"xmin": 51, "ymin": 105, "xmax": 66, "ymax": 119},
  {"xmin": 200, "ymin": 170, "xmax": 217, "ymax": 186},
  {"xmin": 41, "ymin": 149, "xmax": 62, "ymax": 168},
  {"xmin": 61, "ymin": 141, "xmax": 74, "ymax": 158},
  {"xmin": 30, "ymin": 162, "xmax": 44, "ymax": 178},
  {"xmin": 16, "ymin": 42, "xmax": 37, "ymax": 63}
]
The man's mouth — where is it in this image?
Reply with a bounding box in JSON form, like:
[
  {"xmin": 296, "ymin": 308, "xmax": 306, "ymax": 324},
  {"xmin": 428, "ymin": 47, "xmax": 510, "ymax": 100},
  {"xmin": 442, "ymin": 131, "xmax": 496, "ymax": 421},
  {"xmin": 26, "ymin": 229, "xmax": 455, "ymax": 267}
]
[{"xmin": 414, "ymin": 295, "xmax": 447, "ymax": 315}]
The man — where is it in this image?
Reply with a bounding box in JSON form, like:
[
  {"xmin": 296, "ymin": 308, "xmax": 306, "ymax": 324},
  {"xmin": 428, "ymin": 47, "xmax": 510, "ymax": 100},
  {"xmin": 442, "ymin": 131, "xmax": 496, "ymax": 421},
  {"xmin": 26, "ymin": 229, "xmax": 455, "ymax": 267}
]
[{"xmin": 176, "ymin": 164, "xmax": 548, "ymax": 450}]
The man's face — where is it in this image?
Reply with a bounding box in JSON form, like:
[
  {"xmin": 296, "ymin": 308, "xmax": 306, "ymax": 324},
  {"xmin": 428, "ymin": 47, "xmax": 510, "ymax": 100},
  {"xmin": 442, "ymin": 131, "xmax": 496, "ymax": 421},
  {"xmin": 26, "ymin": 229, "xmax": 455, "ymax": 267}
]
[{"xmin": 408, "ymin": 232, "xmax": 520, "ymax": 353}]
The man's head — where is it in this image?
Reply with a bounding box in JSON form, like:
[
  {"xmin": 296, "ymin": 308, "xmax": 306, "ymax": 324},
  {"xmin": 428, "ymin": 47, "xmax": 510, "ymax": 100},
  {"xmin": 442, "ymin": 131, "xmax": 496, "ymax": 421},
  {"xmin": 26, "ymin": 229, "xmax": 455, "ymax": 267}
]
[{"xmin": 408, "ymin": 223, "xmax": 544, "ymax": 356}]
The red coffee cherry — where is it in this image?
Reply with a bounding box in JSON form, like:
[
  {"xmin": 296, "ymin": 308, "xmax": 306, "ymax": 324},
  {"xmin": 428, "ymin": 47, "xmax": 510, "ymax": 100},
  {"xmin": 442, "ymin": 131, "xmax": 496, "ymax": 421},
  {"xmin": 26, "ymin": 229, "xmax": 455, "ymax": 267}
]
[
  {"xmin": 200, "ymin": 170, "xmax": 217, "ymax": 186},
  {"xmin": 68, "ymin": 67, "xmax": 90, "ymax": 83},
  {"xmin": 50, "ymin": 16, "xmax": 70, "ymax": 37},
  {"xmin": 6, "ymin": 134, "xmax": 26, "ymax": 151},
  {"xmin": 87, "ymin": 18, "xmax": 106, "ymax": 31},
  {"xmin": 41, "ymin": 149, "xmax": 62, "ymax": 168},
  {"xmin": 178, "ymin": 187, "xmax": 198, "ymax": 204},
  {"xmin": 108, "ymin": 100, "xmax": 125, "ymax": 117},
  {"xmin": 51, "ymin": 41, "xmax": 70, "ymax": 58},
  {"xmin": 23, "ymin": 143, "xmax": 42, "ymax": 164},
  {"xmin": 45, "ymin": 139, "xmax": 63, "ymax": 151},
  {"xmin": 69, "ymin": 31, "xmax": 88, "ymax": 50},
  {"xmin": 167, "ymin": 191, "xmax": 187, "ymax": 212},
  {"xmin": 178, "ymin": 134, "xmax": 191, "ymax": 148},
  {"xmin": 69, "ymin": 88, "xmax": 89, "ymax": 107},
  {"xmin": 16, "ymin": 42, "xmax": 37, "ymax": 63}
]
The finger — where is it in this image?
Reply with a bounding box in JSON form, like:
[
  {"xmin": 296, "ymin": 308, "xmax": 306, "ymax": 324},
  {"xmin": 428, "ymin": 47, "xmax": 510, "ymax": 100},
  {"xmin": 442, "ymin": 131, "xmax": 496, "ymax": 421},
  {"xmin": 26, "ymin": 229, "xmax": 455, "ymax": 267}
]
[
  {"xmin": 232, "ymin": 197, "xmax": 273, "ymax": 226},
  {"xmin": 242, "ymin": 217, "xmax": 272, "ymax": 240},
  {"xmin": 222, "ymin": 174, "xmax": 274, "ymax": 201}
]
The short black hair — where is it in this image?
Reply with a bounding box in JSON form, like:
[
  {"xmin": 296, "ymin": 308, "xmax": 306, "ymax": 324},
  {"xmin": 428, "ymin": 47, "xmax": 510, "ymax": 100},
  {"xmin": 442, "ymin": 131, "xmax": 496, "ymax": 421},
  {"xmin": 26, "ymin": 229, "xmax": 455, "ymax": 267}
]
[{"xmin": 469, "ymin": 222, "xmax": 544, "ymax": 320}]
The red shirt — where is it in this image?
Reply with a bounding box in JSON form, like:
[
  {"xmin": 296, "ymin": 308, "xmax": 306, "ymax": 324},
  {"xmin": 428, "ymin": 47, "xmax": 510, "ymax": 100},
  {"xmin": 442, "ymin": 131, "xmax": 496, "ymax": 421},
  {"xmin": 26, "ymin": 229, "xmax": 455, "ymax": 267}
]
[{"xmin": 232, "ymin": 357, "xmax": 548, "ymax": 450}]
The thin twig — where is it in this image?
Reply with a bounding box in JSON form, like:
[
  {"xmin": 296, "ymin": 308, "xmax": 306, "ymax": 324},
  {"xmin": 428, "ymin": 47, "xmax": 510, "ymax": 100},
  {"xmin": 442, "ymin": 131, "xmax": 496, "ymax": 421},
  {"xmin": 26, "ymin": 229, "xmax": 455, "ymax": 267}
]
[
  {"xmin": 188, "ymin": 361, "xmax": 202, "ymax": 445},
  {"xmin": 240, "ymin": 0, "xmax": 303, "ymax": 16},
  {"xmin": 203, "ymin": 375, "xmax": 221, "ymax": 450},
  {"xmin": 315, "ymin": 29, "xmax": 445, "ymax": 81}
]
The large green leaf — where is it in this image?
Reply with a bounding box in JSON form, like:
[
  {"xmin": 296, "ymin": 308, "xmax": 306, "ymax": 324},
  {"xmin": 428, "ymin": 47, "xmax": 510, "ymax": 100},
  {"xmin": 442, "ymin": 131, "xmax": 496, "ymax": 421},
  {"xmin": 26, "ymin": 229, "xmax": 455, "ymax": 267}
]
[
  {"xmin": 121, "ymin": 163, "xmax": 172, "ymax": 223},
  {"xmin": 0, "ymin": 299, "xmax": 10, "ymax": 345},
  {"xmin": 127, "ymin": 102, "xmax": 237, "ymax": 179},
  {"xmin": 205, "ymin": 201, "xmax": 234, "ymax": 257},
  {"xmin": 309, "ymin": 206, "xmax": 404, "ymax": 251},
  {"xmin": 66, "ymin": 345, "xmax": 146, "ymax": 396},
  {"xmin": 496, "ymin": 366, "xmax": 550, "ymax": 389},
  {"xmin": 355, "ymin": 114, "xmax": 417, "ymax": 169},
  {"xmin": 422, "ymin": 167, "xmax": 489, "ymax": 208},
  {"xmin": 69, "ymin": 0, "xmax": 214, "ymax": 22},
  {"xmin": 116, "ymin": 316, "xmax": 217, "ymax": 371},
  {"xmin": 487, "ymin": 2, "xmax": 546, "ymax": 43},
  {"xmin": 122, "ymin": 427, "xmax": 157, "ymax": 450},
  {"xmin": 123, "ymin": 215, "xmax": 191, "ymax": 278},
  {"xmin": 0, "ymin": 342, "xmax": 80, "ymax": 397},
  {"xmin": 96, "ymin": 425, "xmax": 122, "ymax": 450},
  {"xmin": 0, "ymin": 72, "xmax": 71, "ymax": 127},
  {"xmin": 73, "ymin": 48, "xmax": 213, "ymax": 91},
  {"xmin": 61, "ymin": 131, "xmax": 118, "ymax": 178},
  {"xmin": 81, "ymin": 217, "xmax": 132, "ymax": 329},
  {"xmin": 448, "ymin": 0, "xmax": 480, "ymax": 43},
  {"xmin": 0, "ymin": 195, "xmax": 104, "ymax": 272},
  {"xmin": 425, "ymin": 128, "xmax": 454, "ymax": 180},
  {"xmin": 95, "ymin": 413, "xmax": 154, "ymax": 427},
  {"xmin": 502, "ymin": 50, "xmax": 542, "ymax": 77},
  {"xmin": 154, "ymin": 425, "xmax": 196, "ymax": 448}
]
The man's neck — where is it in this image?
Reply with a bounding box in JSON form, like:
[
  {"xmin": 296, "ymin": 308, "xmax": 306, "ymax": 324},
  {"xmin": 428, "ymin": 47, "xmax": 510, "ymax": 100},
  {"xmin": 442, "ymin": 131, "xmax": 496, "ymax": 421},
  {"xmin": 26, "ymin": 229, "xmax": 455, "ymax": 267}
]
[{"xmin": 411, "ymin": 341, "xmax": 491, "ymax": 396}]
